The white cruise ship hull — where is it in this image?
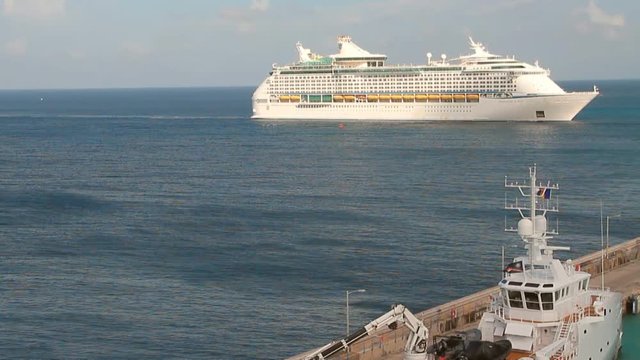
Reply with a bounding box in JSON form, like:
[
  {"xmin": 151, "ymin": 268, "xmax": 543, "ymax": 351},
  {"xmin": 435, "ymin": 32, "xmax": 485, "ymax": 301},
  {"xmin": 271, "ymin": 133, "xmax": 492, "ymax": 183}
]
[{"xmin": 251, "ymin": 92, "xmax": 597, "ymax": 122}]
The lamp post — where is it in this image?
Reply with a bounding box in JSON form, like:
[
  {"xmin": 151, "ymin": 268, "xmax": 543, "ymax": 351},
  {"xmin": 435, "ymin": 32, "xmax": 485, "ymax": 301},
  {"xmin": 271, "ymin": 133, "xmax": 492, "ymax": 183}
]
[
  {"xmin": 601, "ymin": 213, "xmax": 621, "ymax": 290},
  {"xmin": 346, "ymin": 289, "xmax": 366, "ymax": 337},
  {"xmin": 606, "ymin": 214, "xmax": 621, "ymax": 260}
]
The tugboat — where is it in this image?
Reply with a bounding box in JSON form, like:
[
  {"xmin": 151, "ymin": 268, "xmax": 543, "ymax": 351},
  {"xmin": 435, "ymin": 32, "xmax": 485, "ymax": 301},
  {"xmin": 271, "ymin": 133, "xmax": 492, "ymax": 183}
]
[{"xmin": 476, "ymin": 165, "xmax": 623, "ymax": 359}]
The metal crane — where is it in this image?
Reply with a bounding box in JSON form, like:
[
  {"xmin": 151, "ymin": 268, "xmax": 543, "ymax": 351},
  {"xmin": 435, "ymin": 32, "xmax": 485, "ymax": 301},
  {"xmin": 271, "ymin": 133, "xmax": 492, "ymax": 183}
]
[{"xmin": 304, "ymin": 304, "xmax": 429, "ymax": 360}]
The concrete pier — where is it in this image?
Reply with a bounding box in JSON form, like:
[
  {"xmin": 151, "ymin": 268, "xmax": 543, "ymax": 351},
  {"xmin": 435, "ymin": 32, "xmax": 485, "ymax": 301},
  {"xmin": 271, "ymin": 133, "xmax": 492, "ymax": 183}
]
[{"xmin": 289, "ymin": 237, "xmax": 640, "ymax": 360}]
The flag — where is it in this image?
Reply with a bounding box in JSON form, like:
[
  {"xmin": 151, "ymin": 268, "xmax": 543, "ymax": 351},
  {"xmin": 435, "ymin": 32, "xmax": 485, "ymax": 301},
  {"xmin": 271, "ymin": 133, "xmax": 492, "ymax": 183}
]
[
  {"xmin": 504, "ymin": 260, "xmax": 523, "ymax": 273},
  {"xmin": 537, "ymin": 187, "xmax": 551, "ymax": 199}
]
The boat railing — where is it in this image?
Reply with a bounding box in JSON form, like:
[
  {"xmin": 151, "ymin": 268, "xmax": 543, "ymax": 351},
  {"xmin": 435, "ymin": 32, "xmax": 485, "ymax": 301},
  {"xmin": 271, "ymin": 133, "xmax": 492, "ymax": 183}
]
[{"xmin": 490, "ymin": 301, "xmax": 547, "ymax": 324}]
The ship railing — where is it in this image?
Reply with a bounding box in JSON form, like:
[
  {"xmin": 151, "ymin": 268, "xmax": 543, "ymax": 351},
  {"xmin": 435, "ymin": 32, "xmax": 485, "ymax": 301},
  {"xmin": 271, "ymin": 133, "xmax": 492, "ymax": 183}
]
[
  {"xmin": 569, "ymin": 90, "xmax": 599, "ymax": 94},
  {"xmin": 490, "ymin": 303, "xmax": 548, "ymax": 324},
  {"xmin": 535, "ymin": 338, "xmax": 567, "ymax": 360}
]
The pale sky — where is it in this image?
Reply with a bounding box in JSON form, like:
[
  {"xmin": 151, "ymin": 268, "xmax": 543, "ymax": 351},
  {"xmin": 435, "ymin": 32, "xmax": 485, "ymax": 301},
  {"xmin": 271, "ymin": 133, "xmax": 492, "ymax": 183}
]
[{"xmin": 1, "ymin": 0, "xmax": 637, "ymax": 89}]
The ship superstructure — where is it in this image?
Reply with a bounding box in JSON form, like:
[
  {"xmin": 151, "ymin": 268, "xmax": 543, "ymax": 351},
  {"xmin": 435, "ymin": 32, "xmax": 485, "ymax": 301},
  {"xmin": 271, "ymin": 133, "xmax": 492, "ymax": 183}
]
[
  {"xmin": 252, "ymin": 36, "xmax": 598, "ymax": 121},
  {"xmin": 477, "ymin": 165, "xmax": 623, "ymax": 360}
]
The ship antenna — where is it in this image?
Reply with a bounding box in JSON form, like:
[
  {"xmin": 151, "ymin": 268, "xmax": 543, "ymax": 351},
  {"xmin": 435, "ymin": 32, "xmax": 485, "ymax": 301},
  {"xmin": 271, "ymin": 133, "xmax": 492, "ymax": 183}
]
[
  {"xmin": 600, "ymin": 200, "xmax": 604, "ymax": 291},
  {"xmin": 505, "ymin": 164, "xmax": 563, "ymax": 269},
  {"xmin": 530, "ymin": 164, "xmax": 537, "ymax": 233},
  {"xmin": 529, "ymin": 165, "xmax": 537, "ymax": 268}
]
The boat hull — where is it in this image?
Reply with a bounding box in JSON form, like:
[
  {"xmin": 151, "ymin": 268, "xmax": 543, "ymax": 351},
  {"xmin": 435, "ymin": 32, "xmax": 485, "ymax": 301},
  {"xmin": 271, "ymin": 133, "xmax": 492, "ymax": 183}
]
[{"xmin": 251, "ymin": 92, "xmax": 598, "ymax": 122}]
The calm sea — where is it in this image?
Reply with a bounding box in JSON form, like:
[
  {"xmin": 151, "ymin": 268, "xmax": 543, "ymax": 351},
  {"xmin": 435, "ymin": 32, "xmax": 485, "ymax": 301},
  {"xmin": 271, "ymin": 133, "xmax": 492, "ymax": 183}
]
[{"xmin": 0, "ymin": 81, "xmax": 639, "ymax": 359}]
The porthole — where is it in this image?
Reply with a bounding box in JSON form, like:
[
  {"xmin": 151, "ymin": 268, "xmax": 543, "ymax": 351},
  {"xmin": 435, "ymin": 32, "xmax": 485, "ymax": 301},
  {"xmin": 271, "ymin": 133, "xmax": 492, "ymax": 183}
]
[{"xmin": 584, "ymin": 330, "xmax": 587, "ymax": 334}]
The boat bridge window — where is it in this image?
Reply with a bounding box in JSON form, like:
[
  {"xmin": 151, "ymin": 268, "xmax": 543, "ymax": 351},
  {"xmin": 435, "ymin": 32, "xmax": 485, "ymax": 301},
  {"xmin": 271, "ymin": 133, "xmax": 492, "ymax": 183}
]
[
  {"xmin": 524, "ymin": 283, "xmax": 540, "ymax": 288},
  {"xmin": 524, "ymin": 292, "xmax": 540, "ymax": 310},
  {"xmin": 541, "ymin": 293, "xmax": 554, "ymax": 310},
  {"xmin": 543, "ymin": 284, "xmax": 554, "ymax": 288},
  {"xmin": 508, "ymin": 290, "xmax": 523, "ymax": 308},
  {"xmin": 508, "ymin": 281, "xmax": 523, "ymax": 286},
  {"xmin": 580, "ymin": 279, "xmax": 588, "ymax": 290},
  {"xmin": 524, "ymin": 264, "xmax": 547, "ymax": 270}
]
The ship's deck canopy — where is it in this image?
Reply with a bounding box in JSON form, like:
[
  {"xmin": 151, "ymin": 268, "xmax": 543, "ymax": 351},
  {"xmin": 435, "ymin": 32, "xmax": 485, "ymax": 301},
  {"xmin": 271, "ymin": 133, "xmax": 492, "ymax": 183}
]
[
  {"xmin": 330, "ymin": 35, "xmax": 386, "ymax": 61},
  {"xmin": 293, "ymin": 35, "xmax": 386, "ymax": 68},
  {"xmin": 454, "ymin": 37, "xmax": 527, "ymax": 67}
]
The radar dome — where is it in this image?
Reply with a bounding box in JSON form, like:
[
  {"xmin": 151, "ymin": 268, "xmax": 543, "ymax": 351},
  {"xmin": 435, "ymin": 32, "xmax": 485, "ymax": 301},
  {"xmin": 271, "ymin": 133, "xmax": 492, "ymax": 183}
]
[
  {"xmin": 534, "ymin": 215, "xmax": 547, "ymax": 235},
  {"xmin": 518, "ymin": 218, "xmax": 533, "ymax": 236}
]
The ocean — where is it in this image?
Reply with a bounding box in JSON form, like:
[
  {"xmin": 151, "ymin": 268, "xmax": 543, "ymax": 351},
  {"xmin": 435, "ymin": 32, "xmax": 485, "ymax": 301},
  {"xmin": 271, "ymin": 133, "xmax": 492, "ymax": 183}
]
[{"xmin": 0, "ymin": 81, "xmax": 639, "ymax": 359}]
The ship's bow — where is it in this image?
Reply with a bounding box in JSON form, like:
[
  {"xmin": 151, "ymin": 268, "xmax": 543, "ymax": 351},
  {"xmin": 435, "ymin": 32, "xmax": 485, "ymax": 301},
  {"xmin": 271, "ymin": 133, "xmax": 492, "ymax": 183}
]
[{"xmin": 554, "ymin": 89, "xmax": 599, "ymax": 121}]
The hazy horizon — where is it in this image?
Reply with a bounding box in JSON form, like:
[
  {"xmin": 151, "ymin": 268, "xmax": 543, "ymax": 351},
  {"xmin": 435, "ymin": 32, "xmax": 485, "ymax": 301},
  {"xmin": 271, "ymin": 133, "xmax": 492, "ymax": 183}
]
[{"xmin": 1, "ymin": 0, "xmax": 638, "ymax": 90}]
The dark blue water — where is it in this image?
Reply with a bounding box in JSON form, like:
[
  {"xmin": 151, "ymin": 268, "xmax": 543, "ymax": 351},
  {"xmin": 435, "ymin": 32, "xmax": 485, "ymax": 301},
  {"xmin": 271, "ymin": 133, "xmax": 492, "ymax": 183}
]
[{"xmin": 1, "ymin": 81, "xmax": 639, "ymax": 359}]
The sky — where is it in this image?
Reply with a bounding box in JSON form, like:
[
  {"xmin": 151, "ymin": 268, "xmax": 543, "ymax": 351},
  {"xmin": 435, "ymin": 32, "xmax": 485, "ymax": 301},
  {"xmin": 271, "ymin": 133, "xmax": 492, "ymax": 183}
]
[{"xmin": 1, "ymin": 0, "xmax": 638, "ymax": 89}]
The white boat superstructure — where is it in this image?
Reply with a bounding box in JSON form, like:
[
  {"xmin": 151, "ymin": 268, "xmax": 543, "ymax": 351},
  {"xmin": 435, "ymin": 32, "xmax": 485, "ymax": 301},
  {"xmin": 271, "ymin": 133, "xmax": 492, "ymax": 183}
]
[
  {"xmin": 477, "ymin": 166, "xmax": 623, "ymax": 360},
  {"xmin": 252, "ymin": 36, "xmax": 598, "ymax": 121}
]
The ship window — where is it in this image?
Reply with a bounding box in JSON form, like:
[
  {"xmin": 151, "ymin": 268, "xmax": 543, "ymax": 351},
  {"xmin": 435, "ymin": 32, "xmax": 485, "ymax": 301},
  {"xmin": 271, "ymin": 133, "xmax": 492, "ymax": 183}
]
[
  {"xmin": 524, "ymin": 292, "xmax": 540, "ymax": 310},
  {"xmin": 541, "ymin": 293, "xmax": 554, "ymax": 310},
  {"xmin": 543, "ymin": 284, "xmax": 553, "ymax": 288},
  {"xmin": 524, "ymin": 283, "xmax": 540, "ymax": 288},
  {"xmin": 508, "ymin": 290, "xmax": 523, "ymax": 308},
  {"xmin": 536, "ymin": 111, "xmax": 545, "ymax": 118}
]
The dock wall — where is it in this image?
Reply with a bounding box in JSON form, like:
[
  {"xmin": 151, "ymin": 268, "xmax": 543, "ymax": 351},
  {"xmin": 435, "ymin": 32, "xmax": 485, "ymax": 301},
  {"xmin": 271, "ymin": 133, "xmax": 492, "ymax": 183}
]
[{"xmin": 309, "ymin": 237, "xmax": 640, "ymax": 360}]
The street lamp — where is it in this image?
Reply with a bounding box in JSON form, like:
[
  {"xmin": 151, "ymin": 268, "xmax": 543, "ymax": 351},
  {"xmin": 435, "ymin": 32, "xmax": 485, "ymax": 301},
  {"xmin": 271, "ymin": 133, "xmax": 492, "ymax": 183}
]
[
  {"xmin": 346, "ymin": 289, "xmax": 366, "ymax": 337},
  {"xmin": 601, "ymin": 213, "xmax": 621, "ymax": 290},
  {"xmin": 606, "ymin": 214, "xmax": 622, "ymax": 259}
]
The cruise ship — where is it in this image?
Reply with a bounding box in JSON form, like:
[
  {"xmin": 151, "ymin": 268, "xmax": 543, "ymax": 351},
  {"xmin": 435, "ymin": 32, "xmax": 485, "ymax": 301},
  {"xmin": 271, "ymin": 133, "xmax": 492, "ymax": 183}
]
[{"xmin": 251, "ymin": 36, "xmax": 598, "ymax": 121}]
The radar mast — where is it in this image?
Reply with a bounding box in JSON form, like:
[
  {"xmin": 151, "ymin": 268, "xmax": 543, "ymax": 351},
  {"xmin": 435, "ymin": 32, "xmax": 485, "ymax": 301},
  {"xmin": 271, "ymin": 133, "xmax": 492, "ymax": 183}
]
[{"xmin": 504, "ymin": 165, "xmax": 567, "ymax": 265}]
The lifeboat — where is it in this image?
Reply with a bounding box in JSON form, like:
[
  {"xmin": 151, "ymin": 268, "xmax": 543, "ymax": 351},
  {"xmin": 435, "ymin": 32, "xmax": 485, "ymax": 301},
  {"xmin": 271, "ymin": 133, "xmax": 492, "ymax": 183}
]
[
  {"xmin": 379, "ymin": 94, "xmax": 391, "ymax": 102},
  {"xmin": 453, "ymin": 94, "xmax": 466, "ymax": 102},
  {"xmin": 403, "ymin": 94, "xmax": 415, "ymax": 102},
  {"xmin": 344, "ymin": 95, "xmax": 355, "ymax": 102},
  {"xmin": 308, "ymin": 95, "xmax": 322, "ymax": 102},
  {"xmin": 466, "ymin": 94, "xmax": 480, "ymax": 102},
  {"xmin": 440, "ymin": 94, "xmax": 452, "ymax": 102},
  {"xmin": 279, "ymin": 95, "xmax": 290, "ymax": 102},
  {"xmin": 415, "ymin": 94, "xmax": 428, "ymax": 102},
  {"xmin": 290, "ymin": 95, "xmax": 301, "ymax": 102},
  {"xmin": 333, "ymin": 95, "xmax": 344, "ymax": 102},
  {"xmin": 367, "ymin": 94, "xmax": 379, "ymax": 102},
  {"xmin": 391, "ymin": 94, "xmax": 403, "ymax": 102},
  {"xmin": 427, "ymin": 94, "xmax": 440, "ymax": 102}
]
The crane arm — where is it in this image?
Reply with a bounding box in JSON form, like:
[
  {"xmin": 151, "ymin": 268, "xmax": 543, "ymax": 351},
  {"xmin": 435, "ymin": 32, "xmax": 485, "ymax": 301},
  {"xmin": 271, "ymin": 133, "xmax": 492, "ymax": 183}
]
[{"xmin": 304, "ymin": 304, "xmax": 429, "ymax": 360}]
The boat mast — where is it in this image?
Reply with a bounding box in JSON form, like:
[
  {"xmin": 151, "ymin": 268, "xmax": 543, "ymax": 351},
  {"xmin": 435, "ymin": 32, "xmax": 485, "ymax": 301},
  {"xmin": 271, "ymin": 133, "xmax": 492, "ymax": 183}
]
[
  {"xmin": 505, "ymin": 164, "xmax": 564, "ymax": 266},
  {"xmin": 530, "ymin": 165, "xmax": 537, "ymax": 237}
]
